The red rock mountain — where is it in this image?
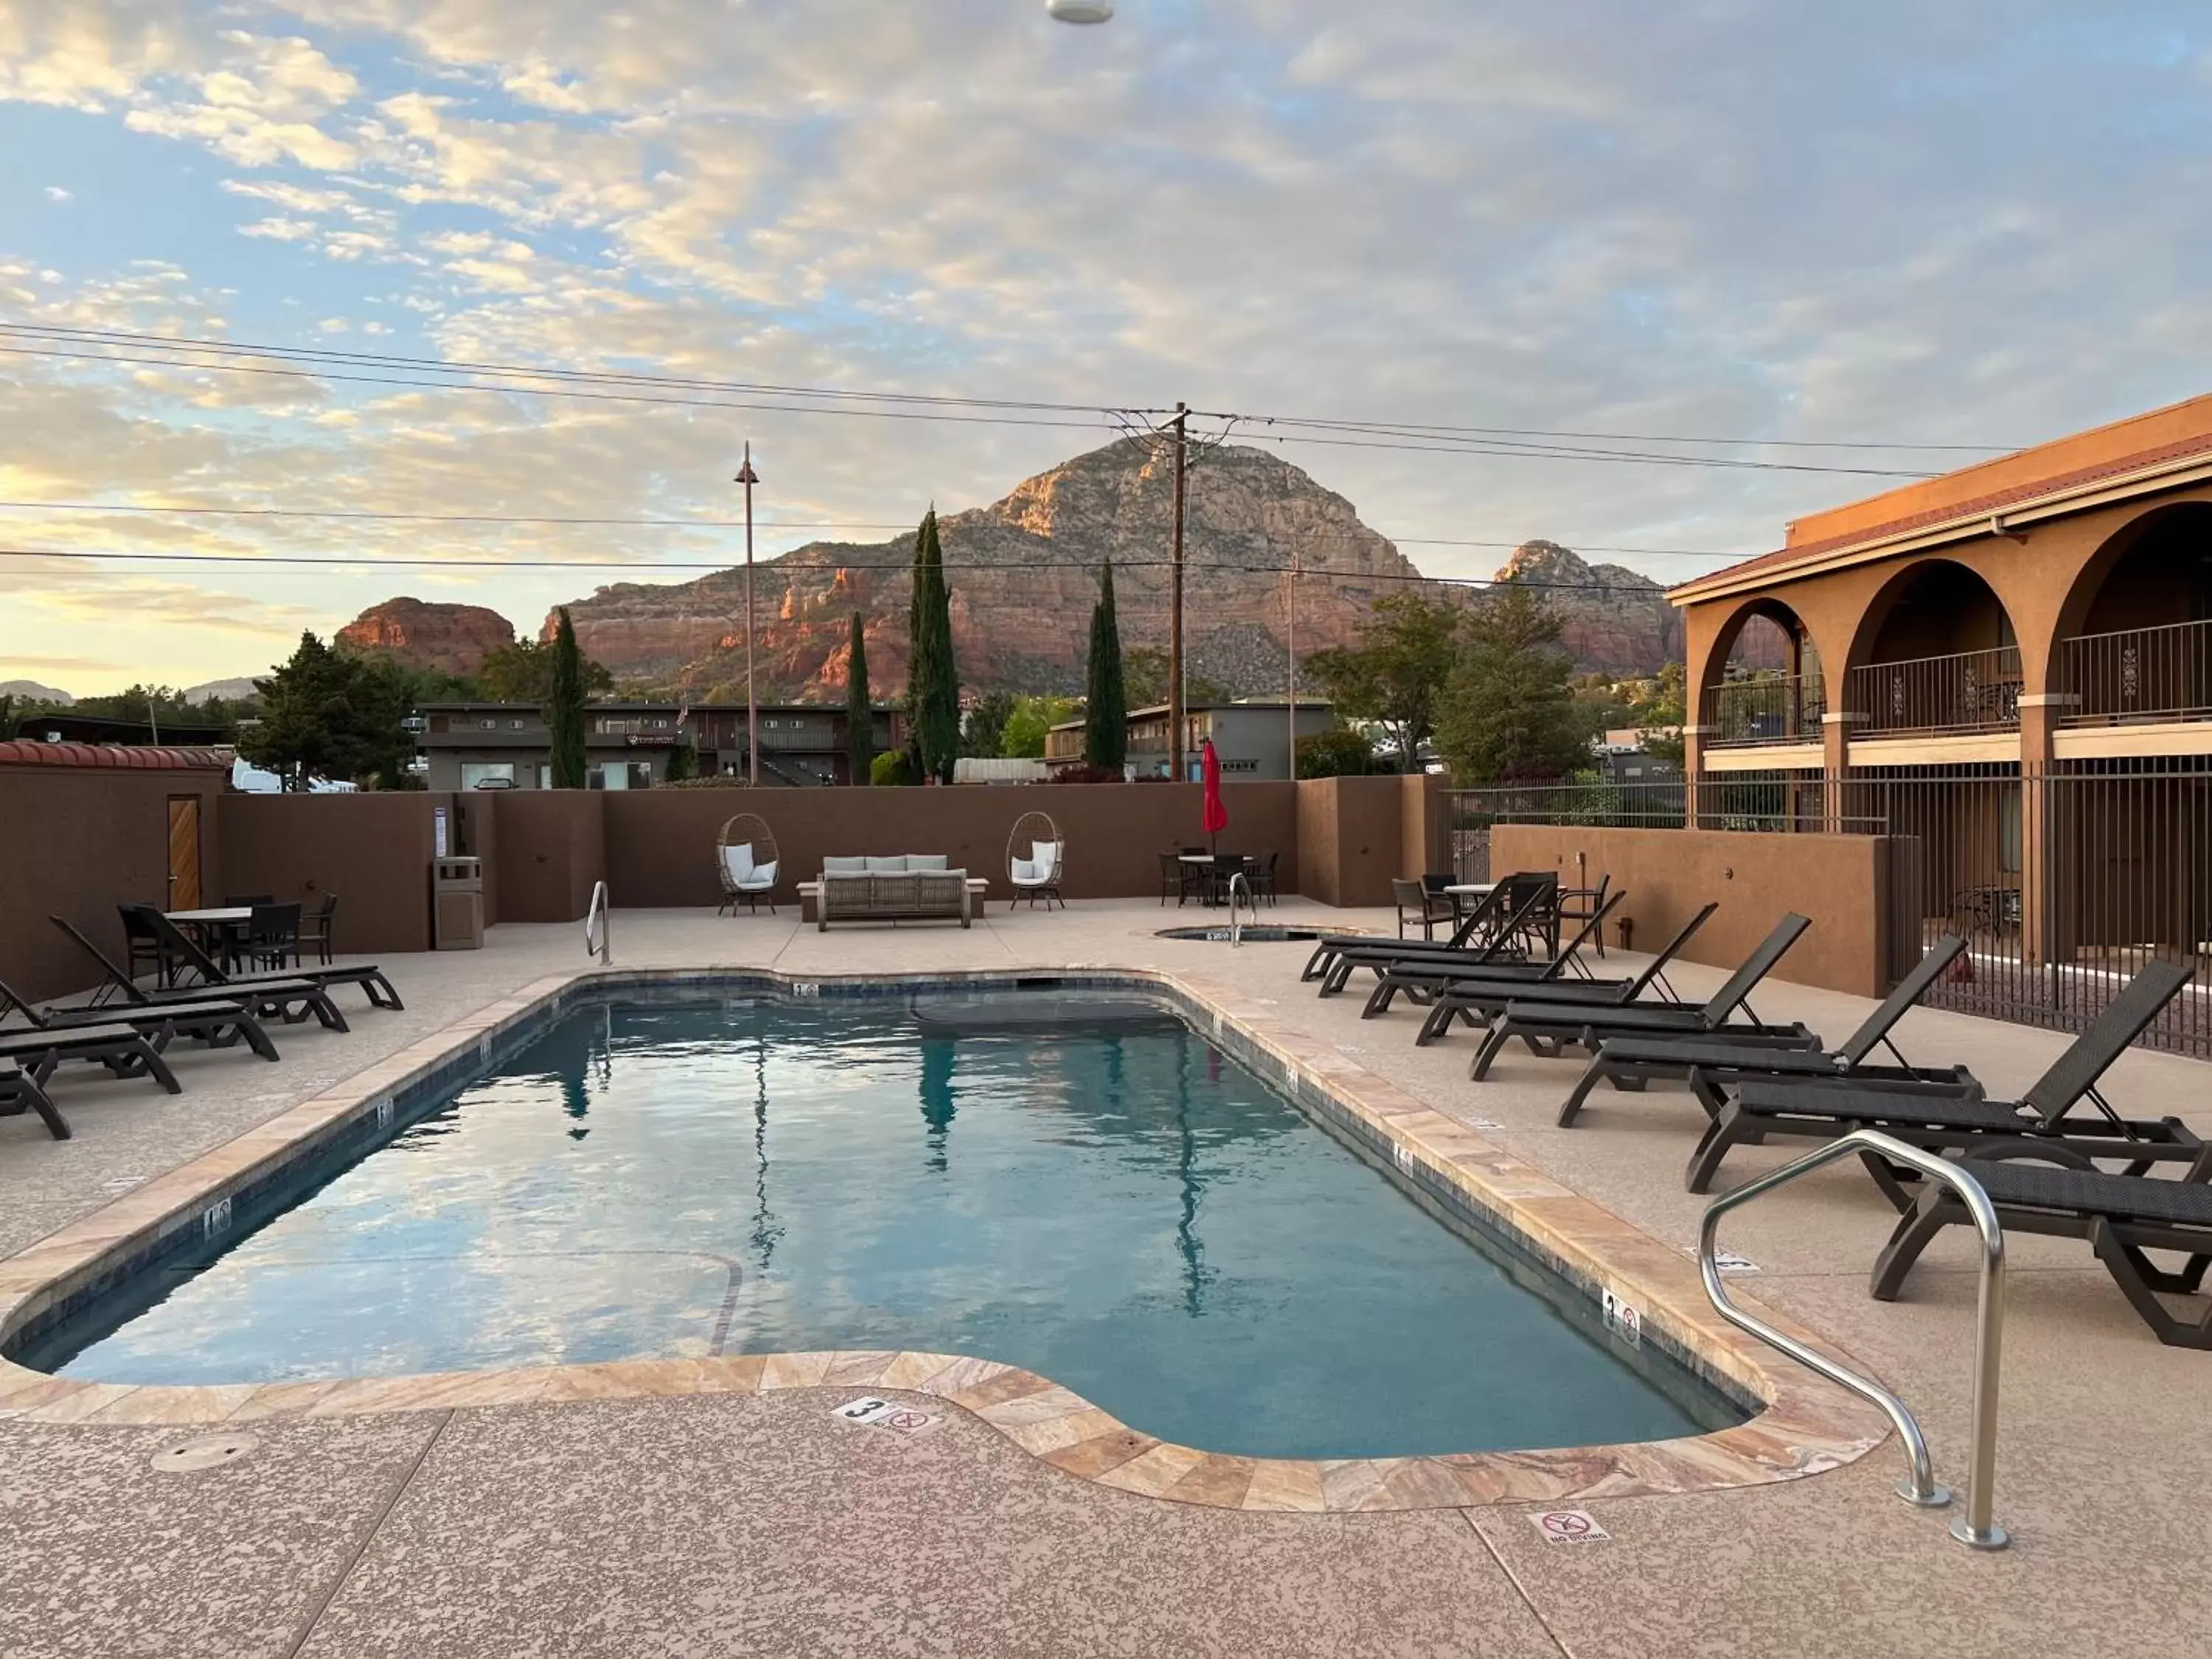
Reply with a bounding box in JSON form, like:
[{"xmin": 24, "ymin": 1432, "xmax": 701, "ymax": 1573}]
[
  {"xmin": 336, "ymin": 597, "xmax": 516, "ymax": 675},
  {"xmin": 1491, "ymin": 540, "xmax": 1685, "ymax": 675},
  {"xmin": 549, "ymin": 440, "xmax": 1680, "ymax": 700}
]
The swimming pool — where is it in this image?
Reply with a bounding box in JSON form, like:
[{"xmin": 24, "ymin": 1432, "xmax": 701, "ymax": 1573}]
[{"xmin": 19, "ymin": 987, "xmax": 1744, "ymax": 1460}]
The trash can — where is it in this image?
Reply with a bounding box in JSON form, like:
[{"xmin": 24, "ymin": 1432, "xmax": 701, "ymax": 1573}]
[{"xmin": 432, "ymin": 856, "xmax": 484, "ymax": 950}]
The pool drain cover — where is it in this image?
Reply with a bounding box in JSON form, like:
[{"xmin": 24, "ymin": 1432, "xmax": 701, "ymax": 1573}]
[{"xmin": 152, "ymin": 1432, "xmax": 259, "ymax": 1473}]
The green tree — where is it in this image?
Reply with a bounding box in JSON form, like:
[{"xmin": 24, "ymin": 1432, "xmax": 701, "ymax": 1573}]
[
  {"xmin": 546, "ymin": 608, "xmax": 589, "ymax": 788},
  {"xmin": 236, "ymin": 632, "xmax": 412, "ymax": 789},
  {"xmin": 664, "ymin": 734, "xmax": 698, "ymax": 782},
  {"xmin": 478, "ymin": 636, "xmax": 611, "ymax": 703},
  {"xmin": 1123, "ymin": 647, "xmax": 1225, "ymax": 709},
  {"xmin": 1084, "ymin": 560, "xmax": 1128, "ymax": 771},
  {"xmin": 905, "ymin": 508, "xmax": 961, "ymax": 783},
  {"xmin": 1295, "ymin": 726, "xmax": 1376, "ymax": 779},
  {"xmin": 1433, "ymin": 583, "xmax": 1590, "ymax": 784},
  {"xmin": 845, "ymin": 612, "xmax": 874, "ymax": 783},
  {"xmin": 964, "ymin": 689, "xmax": 1019, "ymax": 759},
  {"xmin": 1001, "ymin": 695, "xmax": 1080, "ymax": 759},
  {"xmin": 1631, "ymin": 661, "xmax": 1688, "ymax": 762},
  {"xmin": 1304, "ymin": 591, "xmax": 1462, "ymax": 771},
  {"xmin": 870, "ymin": 746, "xmax": 919, "ymax": 787}
]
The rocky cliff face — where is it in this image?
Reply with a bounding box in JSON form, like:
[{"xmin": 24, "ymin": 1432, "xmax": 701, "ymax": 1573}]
[
  {"xmin": 1491, "ymin": 540, "xmax": 1683, "ymax": 675},
  {"xmin": 336, "ymin": 598, "xmax": 516, "ymax": 675},
  {"xmin": 553, "ymin": 439, "xmax": 1427, "ymax": 701}
]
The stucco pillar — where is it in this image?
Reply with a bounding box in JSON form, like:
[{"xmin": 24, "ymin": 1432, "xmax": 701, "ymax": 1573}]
[
  {"xmin": 1681, "ymin": 726, "xmax": 1711, "ymax": 827},
  {"xmin": 2014, "ymin": 694, "xmax": 2073, "ymax": 966},
  {"xmin": 1819, "ymin": 712, "xmax": 1857, "ymax": 832}
]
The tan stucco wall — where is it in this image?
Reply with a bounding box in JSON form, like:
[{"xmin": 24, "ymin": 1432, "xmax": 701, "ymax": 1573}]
[{"xmin": 216, "ymin": 793, "xmax": 445, "ymax": 956}]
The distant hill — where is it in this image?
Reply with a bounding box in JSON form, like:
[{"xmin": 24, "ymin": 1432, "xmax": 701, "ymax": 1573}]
[
  {"xmin": 1489, "ymin": 540, "xmax": 1683, "ymax": 675},
  {"xmin": 1, "ymin": 680, "xmax": 72, "ymax": 704},
  {"xmin": 181, "ymin": 678, "xmax": 261, "ymax": 703},
  {"xmin": 335, "ymin": 597, "xmax": 517, "ymax": 676}
]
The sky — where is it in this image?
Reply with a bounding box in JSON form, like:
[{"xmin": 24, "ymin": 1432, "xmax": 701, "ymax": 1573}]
[{"xmin": 1, "ymin": 1, "xmax": 2208, "ymax": 695}]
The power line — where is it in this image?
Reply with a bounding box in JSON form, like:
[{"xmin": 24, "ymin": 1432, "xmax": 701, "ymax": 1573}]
[
  {"xmin": 0, "ymin": 498, "xmax": 1748, "ymax": 558},
  {"xmin": 1192, "ymin": 410, "xmax": 2009, "ymax": 453}
]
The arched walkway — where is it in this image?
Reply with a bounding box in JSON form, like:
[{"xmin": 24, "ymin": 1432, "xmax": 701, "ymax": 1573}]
[
  {"xmin": 1844, "ymin": 560, "xmax": 2022, "ymax": 737},
  {"xmin": 2052, "ymin": 503, "xmax": 2212, "ymax": 726},
  {"xmin": 1694, "ymin": 598, "xmax": 1824, "ymax": 746}
]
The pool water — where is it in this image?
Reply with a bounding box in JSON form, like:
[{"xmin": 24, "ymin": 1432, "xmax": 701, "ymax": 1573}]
[{"xmin": 27, "ymin": 992, "xmax": 1742, "ymax": 1459}]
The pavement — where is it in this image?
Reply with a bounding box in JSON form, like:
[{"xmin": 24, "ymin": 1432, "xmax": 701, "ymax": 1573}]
[{"xmin": 4, "ymin": 897, "xmax": 2209, "ymax": 1658}]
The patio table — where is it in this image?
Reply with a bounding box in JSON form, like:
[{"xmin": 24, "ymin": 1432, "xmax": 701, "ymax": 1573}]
[{"xmin": 164, "ymin": 906, "xmax": 254, "ymax": 970}]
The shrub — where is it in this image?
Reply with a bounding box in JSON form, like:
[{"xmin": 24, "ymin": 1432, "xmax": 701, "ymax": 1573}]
[
  {"xmin": 1295, "ymin": 726, "xmax": 1376, "ymax": 779},
  {"xmin": 870, "ymin": 747, "xmax": 919, "ymax": 787}
]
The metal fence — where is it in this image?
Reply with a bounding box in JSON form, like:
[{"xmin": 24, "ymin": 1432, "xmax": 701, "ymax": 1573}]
[
  {"xmin": 1446, "ymin": 760, "xmax": 2212, "ymax": 1057},
  {"xmin": 1703, "ymin": 672, "xmax": 1826, "ymax": 746},
  {"xmin": 2056, "ymin": 617, "xmax": 2212, "ymax": 726},
  {"xmin": 1845, "ymin": 645, "xmax": 2023, "ymax": 737}
]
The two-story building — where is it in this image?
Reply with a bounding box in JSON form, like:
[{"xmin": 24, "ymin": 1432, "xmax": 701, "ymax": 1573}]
[
  {"xmin": 413, "ymin": 703, "xmax": 906, "ymax": 790},
  {"xmin": 1043, "ymin": 702, "xmax": 1336, "ymax": 781}
]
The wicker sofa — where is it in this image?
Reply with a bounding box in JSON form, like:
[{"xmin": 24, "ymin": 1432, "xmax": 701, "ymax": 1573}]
[{"xmin": 815, "ymin": 855, "xmax": 972, "ymax": 930}]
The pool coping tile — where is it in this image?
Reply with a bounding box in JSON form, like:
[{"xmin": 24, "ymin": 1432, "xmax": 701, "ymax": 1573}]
[{"xmin": 0, "ymin": 963, "xmax": 1891, "ymax": 1514}]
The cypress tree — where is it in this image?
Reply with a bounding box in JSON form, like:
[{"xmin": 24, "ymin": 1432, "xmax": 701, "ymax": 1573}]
[
  {"xmin": 1084, "ymin": 559, "xmax": 1128, "ymax": 772},
  {"xmin": 846, "ymin": 611, "xmax": 874, "ymax": 784},
  {"xmin": 908, "ymin": 508, "xmax": 961, "ymax": 783},
  {"xmin": 546, "ymin": 607, "xmax": 588, "ymax": 788}
]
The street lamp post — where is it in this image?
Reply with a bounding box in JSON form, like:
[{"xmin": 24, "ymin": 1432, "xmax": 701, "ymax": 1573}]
[{"xmin": 735, "ymin": 442, "xmax": 760, "ymax": 786}]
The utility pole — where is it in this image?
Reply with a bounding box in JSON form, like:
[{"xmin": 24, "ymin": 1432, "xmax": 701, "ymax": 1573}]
[
  {"xmin": 1286, "ymin": 550, "xmax": 1296, "ymax": 776},
  {"xmin": 1167, "ymin": 400, "xmax": 1188, "ymax": 783},
  {"xmin": 735, "ymin": 442, "xmax": 760, "ymax": 786}
]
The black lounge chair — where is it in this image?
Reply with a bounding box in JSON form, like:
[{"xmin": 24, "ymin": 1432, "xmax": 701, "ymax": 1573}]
[
  {"xmin": 1696, "ymin": 959, "xmax": 2204, "ymax": 1198},
  {"xmin": 1873, "ymin": 1154, "xmax": 2212, "ymax": 1349},
  {"xmin": 0, "ymin": 1023, "xmax": 180, "ymax": 1094},
  {"xmin": 1362, "ymin": 888, "xmax": 1629, "ymax": 1018},
  {"xmin": 52, "ymin": 917, "xmax": 352, "ymax": 1033},
  {"xmin": 128, "ymin": 907, "xmax": 403, "ymax": 1014},
  {"xmin": 1298, "ymin": 875, "xmax": 1548, "ymax": 985},
  {"xmin": 1314, "ymin": 879, "xmax": 1558, "ymax": 996},
  {"xmin": 1470, "ymin": 914, "xmax": 1818, "ymax": 1082},
  {"xmin": 1, "ymin": 1065, "xmax": 70, "ymax": 1140},
  {"xmin": 1555, "ymin": 936, "xmax": 1980, "ymax": 1128},
  {"xmin": 1, "ymin": 975, "xmax": 281, "ymax": 1063}
]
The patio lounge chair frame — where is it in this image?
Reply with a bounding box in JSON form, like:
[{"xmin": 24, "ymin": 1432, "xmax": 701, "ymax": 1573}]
[
  {"xmin": 0, "ymin": 1023, "xmax": 180, "ymax": 1095},
  {"xmin": 54, "ymin": 917, "xmax": 353, "ymax": 1032},
  {"xmin": 1404, "ymin": 902, "xmax": 1717, "ymax": 1046},
  {"xmin": 1470, "ymin": 913, "xmax": 1818, "ymax": 1082},
  {"xmin": 1006, "ymin": 811, "xmax": 1065, "ymax": 910},
  {"xmin": 1307, "ymin": 877, "xmax": 1558, "ymax": 995},
  {"xmin": 1360, "ymin": 889, "xmax": 1629, "ymax": 1018},
  {"xmin": 1872, "ymin": 1148, "xmax": 2212, "ymax": 1349},
  {"xmin": 717, "ymin": 813, "xmax": 780, "ymax": 916},
  {"xmin": 1298, "ymin": 877, "xmax": 1527, "ymax": 983},
  {"xmin": 129, "ymin": 908, "xmax": 403, "ymax": 1018},
  {"xmin": 1554, "ymin": 935, "xmax": 1979, "ymax": 1129},
  {"xmin": 1, "ymin": 1065, "xmax": 71, "ymax": 1140},
  {"xmin": 1, "ymin": 975, "xmax": 280, "ymax": 1064},
  {"xmin": 1692, "ymin": 959, "xmax": 2205, "ymax": 1199},
  {"xmin": 1317, "ymin": 883, "xmax": 1557, "ymax": 997}
]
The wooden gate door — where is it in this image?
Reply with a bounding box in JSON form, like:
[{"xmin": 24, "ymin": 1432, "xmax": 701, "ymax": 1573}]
[{"xmin": 167, "ymin": 796, "xmax": 202, "ymax": 911}]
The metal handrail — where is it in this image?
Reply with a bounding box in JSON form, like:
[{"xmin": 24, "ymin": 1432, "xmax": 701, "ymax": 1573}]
[
  {"xmin": 584, "ymin": 880, "xmax": 611, "ymax": 965},
  {"xmin": 1224, "ymin": 872, "xmax": 1253, "ymax": 946},
  {"xmin": 1698, "ymin": 1129, "xmax": 2008, "ymax": 1550}
]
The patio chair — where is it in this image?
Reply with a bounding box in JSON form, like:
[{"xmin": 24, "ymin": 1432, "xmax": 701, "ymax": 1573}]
[
  {"xmin": 126, "ymin": 907, "xmax": 403, "ymax": 1023},
  {"xmin": 0, "ymin": 975, "xmax": 280, "ymax": 1063},
  {"xmin": 1554, "ymin": 936, "xmax": 1980, "ymax": 1129},
  {"xmin": 1694, "ymin": 960, "xmax": 2205, "ymax": 1198},
  {"xmin": 118, "ymin": 904, "xmax": 170, "ymax": 986},
  {"xmin": 1558, "ymin": 872, "xmax": 1611, "ymax": 959},
  {"xmin": 1, "ymin": 1065, "xmax": 70, "ymax": 1140},
  {"xmin": 1007, "ymin": 811, "xmax": 1065, "ymax": 910},
  {"xmin": 0, "ymin": 1023, "xmax": 180, "ymax": 1095},
  {"xmin": 307, "ymin": 894, "xmax": 339, "ymax": 966},
  {"xmin": 1402, "ymin": 901, "xmax": 1715, "ymax": 1045},
  {"xmin": 1301, "ymin": 880, "xmax": 1525, "ymax": 985},
  {"xmin": 1157, "ymin": 851, "xmax": 1186, "ymax": 906},
  {"xmin": 52, "ymin": 916, "xmax": 350, "ymax": 1032},
  {"xmin": 1251, "ymin": 851, "xmax": 1279, "ymax": 906},
  {"xmin": 1362, "ymin": 888, "xmax": 1630, "ymax": 1018},
  {"xmin": 246, "ymin": 902, "xmax": 303, "ymax": 972},
  {"xmin": 1470, "ymin": 913, "xmax": 1819, "ymax": 1082},
  {"xmin": 716, "ymin": 813, "xmax": 781, "ymax": 916},
  {"xmin": 1871, "ymin": 1152, "xmax": 2212, "ymax": 1349},
  {"xmin": 1314, "ymin": 875, "xmax": 1562, "ymax": 995},
  {"xmin": 1394, "ymin": 877, "xmax": 1457, "ymax": 941}
]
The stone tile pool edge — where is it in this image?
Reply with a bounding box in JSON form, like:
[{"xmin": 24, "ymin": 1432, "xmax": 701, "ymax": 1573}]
[{"xmin": 0, "ymin": 965, "xmax": 1889, "ymax": 1514}]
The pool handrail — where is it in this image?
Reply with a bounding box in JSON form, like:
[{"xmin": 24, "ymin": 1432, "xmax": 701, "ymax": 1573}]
[
  {"xmin": 585, "ymin": 880, "xmax": 612, "ymax": 965},
  {"xmin": 1697, "ymin": 1127, "xmax": 2008, "ymax": 1550}
]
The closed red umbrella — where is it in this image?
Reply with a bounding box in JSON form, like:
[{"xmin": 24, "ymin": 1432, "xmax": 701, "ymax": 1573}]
[{"xmin": 1200, "ymin": 737, "xmax": 1228, "ymax": 853}]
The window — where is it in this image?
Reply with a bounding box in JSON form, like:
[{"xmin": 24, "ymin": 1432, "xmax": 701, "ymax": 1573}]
[
  {"xmin": 509, "ymin": 719, "xmax": 524, "ymax": 730},
  {"xmin": 460, "ymin": 762, "xmax": 515, "ymax": 790},
  {"xmin": 2000, "ymin": 789, "xmax": 2022, "ymax": 874},
  {"xmin": 479, "ymin": 718, "xmax": 496, "ymax": 731},
  {"xmin": 537, "ymin": 764, "xmax": 552, "ymax": 789},
  {"xmin": 589, "ymin": 762, "xmax": 655, "ymax": 790}
]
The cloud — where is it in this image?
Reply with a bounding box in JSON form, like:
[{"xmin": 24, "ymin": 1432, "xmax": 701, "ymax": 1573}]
[{"xmin": 43, "ymin": 185, "xmax": 71, "ymax": 202}]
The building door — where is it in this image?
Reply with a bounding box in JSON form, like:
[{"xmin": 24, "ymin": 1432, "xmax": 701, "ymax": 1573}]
[{"xmin": 166, "ymin": 795, "xmax": 201, "ymax": 910}]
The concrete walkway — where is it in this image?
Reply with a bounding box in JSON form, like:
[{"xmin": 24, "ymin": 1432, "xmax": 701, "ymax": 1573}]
[{"xmin": 4, "ymin": 900, "xmax": 2209, "ymax": 1657}]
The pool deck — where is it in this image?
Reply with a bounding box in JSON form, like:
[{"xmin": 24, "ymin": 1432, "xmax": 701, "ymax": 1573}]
[{"xmin": 5, "ymin": 899, "xmax": 2210, "ymax": 1657}]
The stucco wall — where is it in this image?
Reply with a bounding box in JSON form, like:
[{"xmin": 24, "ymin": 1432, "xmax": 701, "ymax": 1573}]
[
  {"xmin": 1, "ymin": 763, "xmax": 229, "ymax": 1001},
  {"xmin": 1294, "ymin": 776, "xmax": 1403, "ymax": 908},
  {"xmin": 485, "ymin": 790, "xmax": 607, "ymax": 923},
  {"xmin": 1490, "ymin": 824, "xmax": 1913, "ymax": 998},
  {"xmin": 216, "ymin": 793, "xmax": 445, "ymax": 955}
]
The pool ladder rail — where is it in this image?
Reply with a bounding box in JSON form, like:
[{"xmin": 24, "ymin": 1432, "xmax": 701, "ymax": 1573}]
[
  {"xmin": 1224, "ymin": 871, "xmax": 1253, "ymax": 947},
  {"xmin": 1697, "ymin": 1129, "xmax": 2008, "ymax": 1550},
  {"xmin": 585, "ymin": 880, "xmax": 612, "ymax": 965}
]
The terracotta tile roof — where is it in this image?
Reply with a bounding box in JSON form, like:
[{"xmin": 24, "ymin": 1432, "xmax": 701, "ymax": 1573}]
[
  {"xmin": 1673, "ymin": 425, "xmax": 2212, "ymax": 599},
  {"xmin": 0, "ymin": 740, "xmax": 233, "ymax": 771}
]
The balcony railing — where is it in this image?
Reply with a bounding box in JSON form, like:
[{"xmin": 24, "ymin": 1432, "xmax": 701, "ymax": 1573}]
[
  {"xmin": 1846, "ymin": 646, "xmax": 2022, "ymax": 739},
  {"xmin": 1703, "ymin": 672, "xmax": 1826, "ymax": 748},
  {"xmin": 2056, "ymin": 617, "xmax": 2212, "ymax": 727}
]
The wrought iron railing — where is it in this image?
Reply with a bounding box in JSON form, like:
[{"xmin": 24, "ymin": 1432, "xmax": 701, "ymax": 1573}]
[
  {"xmin": 1846, "ymin": 647, "xmax": 2022, "ymax": 738},
  {"xmin": 1702, "ymin": 672, "xmax": 1826, "ymax": 747},
  {"xmin": 2056, "ymin": 617, "xmax": 2212, "ymax": 727}
]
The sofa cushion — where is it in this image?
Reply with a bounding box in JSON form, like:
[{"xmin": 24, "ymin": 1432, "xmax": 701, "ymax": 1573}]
[
  {"xmin": 905, "ymin": 854, "xmax": 949, "ymax": 872},
  {"xmin": 742, "ymin": 859, "xmax": 778, "ymax": 889},
  {"xmin": 822, "ymin": 855, "xmax": 868, "ymax": 874},
  {"xmin": 864, "ymin": 855, "xmax": 909, "ymax": 873},
  {"xmin": 1011, "ymin": 858, "xmax": 1039, "ymax": 883},
  {"xmin": 1029, "ymin": 841, "xmax": 1061, "ymax": 880}
]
